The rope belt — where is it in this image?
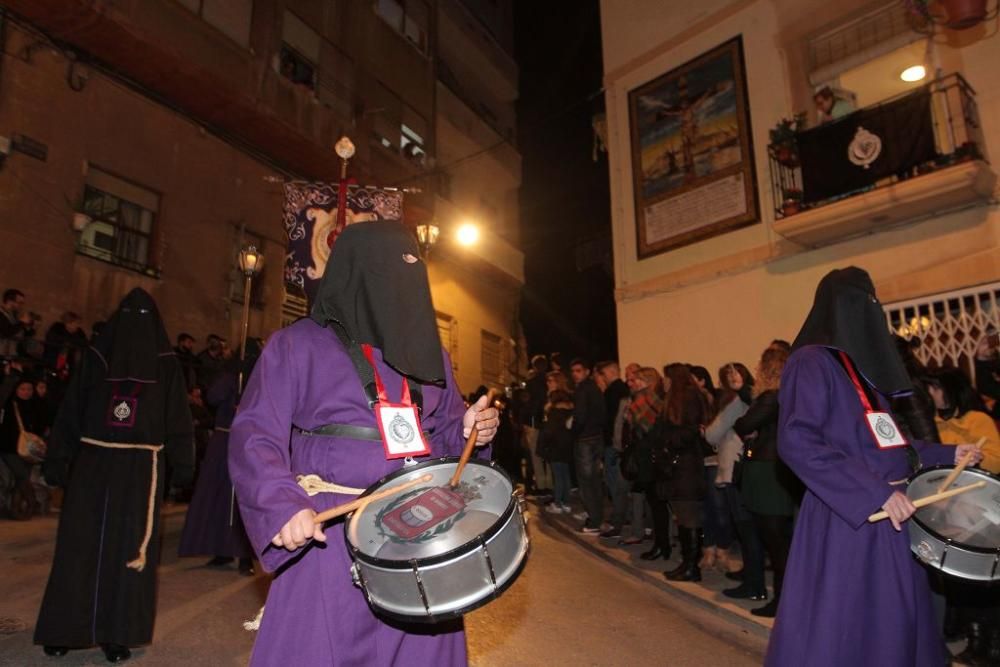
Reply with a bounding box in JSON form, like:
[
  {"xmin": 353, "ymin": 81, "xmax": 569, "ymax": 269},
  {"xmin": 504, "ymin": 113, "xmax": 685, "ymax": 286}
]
[
  {"xmin": 889, "ymin": 478, "xmax": 908, "ymax": 486},
  {"xmin": 215, "ymin": 427, "xmax": 231, "ymax": 433},
  {"xmin": 80, "ymin": 437, "xmax": 163, "ymax": 572}
]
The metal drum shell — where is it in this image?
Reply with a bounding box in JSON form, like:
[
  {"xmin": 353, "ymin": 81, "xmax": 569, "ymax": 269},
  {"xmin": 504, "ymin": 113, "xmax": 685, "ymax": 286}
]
[
  {"xmin": 906, "ymin": 465, "xmax": 1000, "ymax": 582},
  {"xmin": 345, "ymin": 457, "xmax": 530, "ymax": 622}
]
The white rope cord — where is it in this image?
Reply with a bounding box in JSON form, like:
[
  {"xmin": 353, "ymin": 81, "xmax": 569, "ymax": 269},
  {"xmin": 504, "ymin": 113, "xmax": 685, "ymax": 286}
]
[{"xmin": 80, "ymin": 437, "xmax": 163, "ymax": 572}]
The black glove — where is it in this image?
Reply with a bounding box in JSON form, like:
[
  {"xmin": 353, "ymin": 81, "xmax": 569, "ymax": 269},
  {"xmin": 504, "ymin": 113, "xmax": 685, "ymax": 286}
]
[{"xmin": 43, "ymin": 457, "xmax": 69, "ymax": 488}]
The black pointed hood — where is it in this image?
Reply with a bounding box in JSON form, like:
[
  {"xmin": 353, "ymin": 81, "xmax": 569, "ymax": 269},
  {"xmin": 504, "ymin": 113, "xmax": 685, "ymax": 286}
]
[
  {"xmin": 792, "ymin": 267, "xmax": 911, "ymax": 395},
  {"xmin": 310, "ymin": 221, "xmax": 444, "ymax": 384},
  {"xmin": 93, "ymin": 288, "xmax": 172, "ymax": 382}
]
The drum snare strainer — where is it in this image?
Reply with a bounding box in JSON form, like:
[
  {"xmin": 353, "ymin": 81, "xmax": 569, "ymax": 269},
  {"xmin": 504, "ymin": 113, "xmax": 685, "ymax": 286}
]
[
  {"xmin": 907, "ymin": 466, "xmax": 1000, "ymax": 581},
  {"xmin": 345, "ymin": 457, "xmax": 529, "ymax": 622}
]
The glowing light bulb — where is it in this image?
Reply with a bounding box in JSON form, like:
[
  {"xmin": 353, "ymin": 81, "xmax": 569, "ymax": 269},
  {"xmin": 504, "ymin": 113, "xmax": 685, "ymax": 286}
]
[
  {"xmin": 900, "ymin": 65, "xmax": 926, "ymax": 83},
  {"xmin": 456, "ymin": 223, "xmax": 480, "ymax": 246}
]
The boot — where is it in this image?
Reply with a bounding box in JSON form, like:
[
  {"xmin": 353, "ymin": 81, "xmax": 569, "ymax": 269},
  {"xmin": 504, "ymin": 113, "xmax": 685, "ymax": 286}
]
[
  {"xmin": 640, "ymin": 538, "xmax": 670, "ymax": 560},
  {"xmin": 698, "ymin": 545, "xmax": 717, "ymax": 569},
  {"xmin": 942, "ymin": 604, "xmax": 964, "ymax": 643},
  {"xmin": 664, "ymin": 528, "xmax": 702, "ymax": 582},
  {"xmin": 955, "ymin": 621, "xmax": 988, "ymax": 666}
]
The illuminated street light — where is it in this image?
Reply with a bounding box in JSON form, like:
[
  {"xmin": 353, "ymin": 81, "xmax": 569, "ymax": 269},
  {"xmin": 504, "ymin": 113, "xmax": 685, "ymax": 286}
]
[
  {"xmin": 237, "ymin": 244, "xmax": 263, "ymax": 392},
  {"xmin": 416, "ymin": 222, "xmax": 440, "ymax": 257},
  {"xmin": 900, "ymin": 65, "xmax": 926, "ymax": 82},
  {"xmin": 456, "ymin": 222, "xmax": 480, "ymax": 246}
]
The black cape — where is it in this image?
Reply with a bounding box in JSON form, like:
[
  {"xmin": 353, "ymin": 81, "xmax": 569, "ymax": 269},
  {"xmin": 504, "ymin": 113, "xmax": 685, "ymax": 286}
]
[
  {"xmin": 35, "ymin": 289, "xmax": 194, "ymax": 648},
  {"xmin": 792, "ymin": 267, "xmax": 911, "ymax": 396},
  {"xmin": 310, "ymin": 220, "xmax": 445, "ymax": 384}
]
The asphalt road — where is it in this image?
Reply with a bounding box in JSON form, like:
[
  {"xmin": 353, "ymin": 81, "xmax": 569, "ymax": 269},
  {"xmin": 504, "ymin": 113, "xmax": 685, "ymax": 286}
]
[{"xmin": 0, "ymin": 507, "xmax": 764, "ymax": 666}]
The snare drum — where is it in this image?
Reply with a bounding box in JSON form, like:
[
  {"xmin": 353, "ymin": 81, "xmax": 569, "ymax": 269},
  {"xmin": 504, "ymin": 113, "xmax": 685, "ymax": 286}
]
[
  {"xmin": 907, "ymin": 466, "xmax": 1000, "ymax": 581},
  {"xmin": 345, "ymin": 457, "xmax": 529, "ymax": 622}
]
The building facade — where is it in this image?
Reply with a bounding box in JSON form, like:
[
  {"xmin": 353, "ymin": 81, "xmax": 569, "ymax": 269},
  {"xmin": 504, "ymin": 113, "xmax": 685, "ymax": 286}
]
[
  {"xmin": 0, "ymin": 0, "xmax": 523, "ymax": 394},
  {"xmin": 600, "ymin": 0, "xmax": 1000, "ymax": 376}
]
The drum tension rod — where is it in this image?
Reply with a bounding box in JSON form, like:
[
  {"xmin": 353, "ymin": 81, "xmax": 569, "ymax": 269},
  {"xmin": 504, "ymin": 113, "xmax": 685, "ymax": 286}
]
[
  {"xmin": 411, "ymin": 558, "xmax": 432, "ymax": 615},
  {"xmin": 477, "ymin": 535, "xmax": 497, "ymax": 590}
]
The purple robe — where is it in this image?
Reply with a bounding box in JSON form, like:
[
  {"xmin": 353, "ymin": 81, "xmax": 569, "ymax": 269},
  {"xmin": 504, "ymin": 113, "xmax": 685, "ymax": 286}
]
[
  {"xmin": 229, "ymin": 319, "xmax": 472, "ymax": 666},
  {"xmin": 767, "ymin": 345, "xmax": 953, "ymax": 667}
]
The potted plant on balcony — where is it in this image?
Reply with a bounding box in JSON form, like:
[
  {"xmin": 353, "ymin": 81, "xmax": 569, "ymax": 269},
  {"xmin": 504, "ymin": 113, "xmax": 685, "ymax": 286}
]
[
  {"xmin": 769, "ymin": 112, "xmax": 807, "ymax": 167},
  {"xmin": 905, "ymin": 0, "xmax": 988, "ymax": 30},
  {"xmin": 781, "ymin": 188, "xmax": 804, "ymax": 217}
]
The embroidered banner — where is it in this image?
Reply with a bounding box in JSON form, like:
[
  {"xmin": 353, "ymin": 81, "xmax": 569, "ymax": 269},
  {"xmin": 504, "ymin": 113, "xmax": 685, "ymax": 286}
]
[
  {"xmin": 796, "ymin": 88, "xmax": 935, "ymax": 204},
  {"xmin": 283, "ymin": 182, "xmax": 404, "ymax": 307}
]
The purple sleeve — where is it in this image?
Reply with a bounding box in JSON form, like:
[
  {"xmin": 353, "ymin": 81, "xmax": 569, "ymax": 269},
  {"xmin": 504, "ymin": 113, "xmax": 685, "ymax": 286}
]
[
  {"xmin": 229, "ymin": 331, "xmax": 315, "ymax": 573},
  {"xmin": 777, "ymin": 350, "xmax": 895, "ymax": 529},
  {"xmin": 911, "ymin": 439, "xmax": 956, "ymax": 467}
]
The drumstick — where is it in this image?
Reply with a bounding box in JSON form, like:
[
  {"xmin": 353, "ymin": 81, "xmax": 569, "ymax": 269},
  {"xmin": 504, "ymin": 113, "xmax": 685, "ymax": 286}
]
[
  {"xmin": 450, "ymin": 389, "xmax": 498, "ymax": 488},
  {"xmin": 867, "ymin": 480, "xmax": 987, "ymax": 523},
  {"xmin": 313, "ymin": 473, "xmax": 433, "ymax": 524},
  {"xmin": 935, "ymin": 437, "xmax": 987, "ymax": 494}
]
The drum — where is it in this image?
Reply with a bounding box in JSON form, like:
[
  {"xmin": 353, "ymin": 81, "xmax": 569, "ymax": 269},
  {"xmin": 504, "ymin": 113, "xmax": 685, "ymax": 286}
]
[
  {"xmin": 345, "ymin": 457, "xmax": 529, "ymax": 622},
  {"xmin": 906, "ymin": 465, "xmax": 1000, "ymax": 581}
]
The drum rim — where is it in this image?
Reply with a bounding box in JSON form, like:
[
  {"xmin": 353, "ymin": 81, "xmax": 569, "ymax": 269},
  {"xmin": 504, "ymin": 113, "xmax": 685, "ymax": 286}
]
[
  {"xmin": 346, "ymin": 457, "xmax": 518, "ymax": 568},
  {"xmin": 908, "ymin": 464, "xmax": 1000, "ymax": 555},
  {"xmin": 363, "ymin": 540, "xmax": 530, "ymax": 624}
]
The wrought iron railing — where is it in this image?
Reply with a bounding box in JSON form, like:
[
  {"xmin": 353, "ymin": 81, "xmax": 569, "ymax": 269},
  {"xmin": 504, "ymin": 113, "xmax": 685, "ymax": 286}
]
[{"xmin": 768, "ymin": 73, "xmax": 986, "ymax": 220}]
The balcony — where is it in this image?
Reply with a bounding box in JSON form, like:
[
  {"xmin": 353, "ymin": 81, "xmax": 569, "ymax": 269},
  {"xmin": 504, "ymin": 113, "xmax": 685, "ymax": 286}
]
[{"xmin": 768, "ymin": 74, "xmax": 996, "ymax": 247}]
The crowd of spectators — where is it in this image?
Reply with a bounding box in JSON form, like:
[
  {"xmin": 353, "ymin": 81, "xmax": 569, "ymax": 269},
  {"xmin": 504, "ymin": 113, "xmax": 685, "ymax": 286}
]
[
  {"xmin": 498, "ymin": 333, "xmax": 1000, "ymax": 661},
  {"xmin": 0, "ymin": 286, "xmax": 243, "ymax": 519}
]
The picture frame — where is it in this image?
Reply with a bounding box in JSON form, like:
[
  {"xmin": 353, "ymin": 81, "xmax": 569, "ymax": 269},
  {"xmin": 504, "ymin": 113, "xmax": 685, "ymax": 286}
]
[{"xmin": 629, "ymin": 36, "xmax": 759, "ymax": 258}]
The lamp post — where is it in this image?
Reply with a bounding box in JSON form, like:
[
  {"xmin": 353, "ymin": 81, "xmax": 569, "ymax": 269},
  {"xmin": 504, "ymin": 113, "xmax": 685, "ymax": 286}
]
[
  {"xmin": 415, "ymin": 222, "xmax": 440, "ymax": 258},
  {"xmin": 237, "ymin": 244, "xmax": 263, "ymax": 392}
]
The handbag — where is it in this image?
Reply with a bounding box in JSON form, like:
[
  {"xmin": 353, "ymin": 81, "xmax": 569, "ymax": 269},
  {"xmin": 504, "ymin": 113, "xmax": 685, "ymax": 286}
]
[
  {"xmin": 620, "ymin": 443, "xmax": 639, "ymax": 481},
  {"xmin": 14, "ymin": 403, "xmax": 46, "ymax": 463}
]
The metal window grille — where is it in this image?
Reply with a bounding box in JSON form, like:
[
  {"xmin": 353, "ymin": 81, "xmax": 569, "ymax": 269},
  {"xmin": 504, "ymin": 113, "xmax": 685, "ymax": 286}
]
[
  {"xmin": 809, "ymin": 2, "xmax": 916, "ymax": 72},
  {"xmin": 79, "ymin": 185, "xmax": 157, "ymax": 275},
  {"xmin": 883, "ymin": 282, "xmax": 1000, "ymax": 382},
  {"xmin": 480, "ymin": 329, "xmax": 502, "ymax": 386}
]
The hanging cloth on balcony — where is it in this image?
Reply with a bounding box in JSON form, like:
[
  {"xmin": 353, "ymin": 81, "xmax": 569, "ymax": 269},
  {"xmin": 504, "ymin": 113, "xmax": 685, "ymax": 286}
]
[{"xmin": 796, "ymin": 88, "xmax": 936, "ymax": 204}]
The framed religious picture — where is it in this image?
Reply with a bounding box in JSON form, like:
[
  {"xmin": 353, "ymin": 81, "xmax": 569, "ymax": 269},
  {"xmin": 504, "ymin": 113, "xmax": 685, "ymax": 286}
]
[{"xmin": 629, "ymin": 35, "xmax": 759, "ymax": 259}]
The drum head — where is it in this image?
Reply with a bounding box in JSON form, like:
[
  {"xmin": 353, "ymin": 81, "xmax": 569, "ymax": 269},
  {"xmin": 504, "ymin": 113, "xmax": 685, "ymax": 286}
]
[
  {"xmin": 347, "ymin": 458, "xmax": 514, "ymax": 563},
  {"xmin": 908, "ymin": 467, "xmax": 1000, "ymax": 551}
]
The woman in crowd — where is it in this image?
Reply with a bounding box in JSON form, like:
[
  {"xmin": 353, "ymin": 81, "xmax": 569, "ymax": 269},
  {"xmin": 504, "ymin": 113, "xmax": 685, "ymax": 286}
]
[
  {"xmin": 660, "ymin": 363, "xmax": 708, "ymax": 582},
  {"xmin": 925, "ymin": 366, "xmax": 1000, "ymax": 665},
  {"xmin": 0, "ymin": 375, "xmax": 45, "ymax": 519},
  {"xmin": 706, "ymin": 362, "xmax": 767, "ymax": 599},
  {"xmin": 625, "ymin": 367, "xmax": 669, "ymax": 559},
  {"xmin": 690, "ymin": 365, "xmax": 731, "ymax": 571},
  {"xmin": 541, "ymin": 389, "xmax": 575, "ymax": 514},
  {"xmin": 733, "ymin": 346, "xmax": 799, "ymax": 617}
]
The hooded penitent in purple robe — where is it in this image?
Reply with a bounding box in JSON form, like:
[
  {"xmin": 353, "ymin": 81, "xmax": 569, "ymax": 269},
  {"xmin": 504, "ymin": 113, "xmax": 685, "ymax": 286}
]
[
  {"xmin": 229, "ymin": 319, "xmax": 474, "ymax": 666},
  {"xmin": 766, "ymin": 267, "xmax": 957, "ymax": 667}
]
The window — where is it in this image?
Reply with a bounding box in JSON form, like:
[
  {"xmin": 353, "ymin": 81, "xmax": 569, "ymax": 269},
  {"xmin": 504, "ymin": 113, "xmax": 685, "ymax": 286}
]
[
  {"xmin": 369, "ymin": 81, "xmax": 403, "ymax": 149},
  {"xmin": 78, "ymin": 168, "xmax": 159, "ymax": 275},
  {"xmin": 176, "ymin": 0, "xmax": 253, "ymax": 47},
  {"xmin": 375, "ymin": 0, "xmax": 429, "ymax": 54},
  {"xmin": 280, "ymin": 10, "xmax": 320, "ymax": 90},
  {"xmin": 437, "ymin": 311, "xmax": 459, "ymax": 373},
  {"xmin": 480, "ymin": 329, "xmax": 502, "ymax": 386}
]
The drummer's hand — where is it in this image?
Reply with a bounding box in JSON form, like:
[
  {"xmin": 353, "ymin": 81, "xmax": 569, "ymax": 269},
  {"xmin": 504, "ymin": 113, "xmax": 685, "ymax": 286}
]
[
  {"xmin": 462, "ymin": 394, "xmax": 499, "ymax": 446},
  {"xmin": 881, "ymin": 490, "xmax": 917, "ymax": 532},
  {"xmin": 955, "ymin": 443, "xmax": 984, "ymax": 466},
  {"xmin": 272, "ymin": 508, "xmax": 326, "ymax": 551}
]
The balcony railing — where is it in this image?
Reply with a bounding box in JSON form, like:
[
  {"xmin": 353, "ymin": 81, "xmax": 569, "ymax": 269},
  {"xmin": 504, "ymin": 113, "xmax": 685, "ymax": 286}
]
[{"xmin": 768, "ymin": 73, "xmax": 987, "ymax": 221}]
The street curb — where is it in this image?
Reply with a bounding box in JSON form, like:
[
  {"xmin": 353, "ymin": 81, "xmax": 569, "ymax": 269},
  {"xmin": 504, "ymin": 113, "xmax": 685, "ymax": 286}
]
[{"xmin": 533, "ymin": 501, "xmax": 773, "ymax": 643}]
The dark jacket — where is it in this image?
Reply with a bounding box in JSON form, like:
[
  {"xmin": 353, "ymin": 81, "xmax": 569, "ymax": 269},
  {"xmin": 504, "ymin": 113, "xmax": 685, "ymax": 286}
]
[
  {"xmin": 654, "ymin": 388, "xmax": 706, "ymax": 501},
  {"xmin": 523, "ymin": 372, "xmax": 548, "ymax": 427},
  {"xmin": 734, "ymin": 390, "xmax": 780, "ymax": 461},
  {"xmin": 975, "ymin": 357, "xmax": 1000, "ymax": 420},
  {"xmin": 538, "ymin": 405, "xmax": 574, "ymax": 464},
  {"xmin": 603, "ymin": 378, "xmax": 630, "ymax": 449},
  {"xmin": 43, "ymin": 322, "xmax": 88, "ymax": 375},
  {"xmin": 572, "ymin": 377, "xmax": 606, "ymax": 440}
]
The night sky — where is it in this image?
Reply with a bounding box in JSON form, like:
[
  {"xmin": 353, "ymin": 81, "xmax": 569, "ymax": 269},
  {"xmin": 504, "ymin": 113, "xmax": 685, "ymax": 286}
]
[{"xmin": 513, "ymin": 0, "xmax": 618, "ymax": 365}]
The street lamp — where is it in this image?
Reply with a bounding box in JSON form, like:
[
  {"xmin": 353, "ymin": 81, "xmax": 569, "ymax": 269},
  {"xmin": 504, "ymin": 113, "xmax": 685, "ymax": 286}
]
[
  {"xmin": 416, "ymin": 222, "xmax": 440, "ymax": 258},
  {"xmin": 237, "ymin": 244, "xmax": 263, "ymax": 392},
  {"xmin": 456, "ymin": 222, "xmax": 480, "ymax": 247}
]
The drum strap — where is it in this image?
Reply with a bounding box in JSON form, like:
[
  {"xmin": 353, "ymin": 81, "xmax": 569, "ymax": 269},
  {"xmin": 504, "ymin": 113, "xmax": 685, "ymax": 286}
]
[{"xmin": 329, "ymin": 322, "xmax": 423, "ymax": 414}]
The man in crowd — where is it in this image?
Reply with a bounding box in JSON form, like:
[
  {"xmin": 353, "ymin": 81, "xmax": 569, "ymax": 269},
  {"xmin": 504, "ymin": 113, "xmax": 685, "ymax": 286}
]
[
  {"xmin": 595, "ymin": 360, "xmax": 631, "ymax": 539},
  {"xmin": 174, "ymin": 333, "xmax": 199, "ymax": 390},
  {"xmin": 1, "ymin": 289, "xmax": 35, "ymax": 359},
  {"xmin": 522, "ymin": 354, "xmax": 551, "ymax": 495},
  {"xmin": 570, "ymin": 358, "xmax": 606, "ymax": 534},
  {"xmin": 196, "ymin": 334, "xmax": 227, "ymax": 389}
]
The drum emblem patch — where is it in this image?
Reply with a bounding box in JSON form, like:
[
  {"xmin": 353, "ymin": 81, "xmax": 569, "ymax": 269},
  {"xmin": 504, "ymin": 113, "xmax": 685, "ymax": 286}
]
[
  {"xmin": 375, "ymin": 480, "xmax": 484, "ymax": 543},
  {"xmin": 389, "ymin": 414, "xmax": 415, "ymax": 444},
  {"xmin": 874, "ymin": 415, "xmax": 897, "ymax": 440}
]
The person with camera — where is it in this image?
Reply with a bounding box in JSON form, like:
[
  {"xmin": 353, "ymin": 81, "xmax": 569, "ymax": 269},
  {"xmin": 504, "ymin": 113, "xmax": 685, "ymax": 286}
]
[{"xmin": 1, "ymin": 289, "xmax": 37, "ymax": 359}]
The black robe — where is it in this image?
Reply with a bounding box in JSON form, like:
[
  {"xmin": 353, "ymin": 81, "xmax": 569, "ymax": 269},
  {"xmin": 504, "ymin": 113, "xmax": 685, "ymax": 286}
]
[{"xmin": 34, "ymin": 346, "xmax": 193, "ymax": 647}]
